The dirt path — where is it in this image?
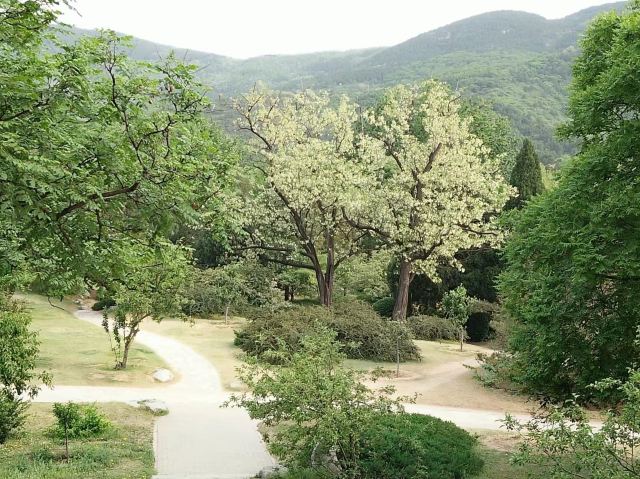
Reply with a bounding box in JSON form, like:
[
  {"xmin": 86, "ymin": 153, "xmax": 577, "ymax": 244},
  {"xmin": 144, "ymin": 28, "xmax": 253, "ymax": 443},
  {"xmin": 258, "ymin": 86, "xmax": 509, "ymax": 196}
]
[{"xmin": 34, "ymin": 308, "xmax": 276, "ymax": 479}]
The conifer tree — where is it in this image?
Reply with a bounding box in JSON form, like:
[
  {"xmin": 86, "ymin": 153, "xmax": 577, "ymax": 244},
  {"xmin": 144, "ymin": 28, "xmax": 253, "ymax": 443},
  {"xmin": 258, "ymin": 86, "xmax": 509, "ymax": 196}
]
[{"xmin": 508, "ymin": 139, "xmax": 545, "ymax": 208}]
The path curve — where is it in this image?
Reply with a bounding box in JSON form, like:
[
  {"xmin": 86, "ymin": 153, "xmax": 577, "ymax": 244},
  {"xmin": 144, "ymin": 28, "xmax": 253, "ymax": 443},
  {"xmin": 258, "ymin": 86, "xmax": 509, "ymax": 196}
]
[{"xmin": 34, "ymin": 308, "xmax": 276, "ymax": 479}]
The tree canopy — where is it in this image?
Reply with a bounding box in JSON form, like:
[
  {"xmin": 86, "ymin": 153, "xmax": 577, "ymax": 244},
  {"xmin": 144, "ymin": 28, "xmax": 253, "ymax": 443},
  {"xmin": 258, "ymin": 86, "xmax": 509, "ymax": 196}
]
[{"xmin": 498, "ymin": 0, "xmax": 640, "ymax": 402}]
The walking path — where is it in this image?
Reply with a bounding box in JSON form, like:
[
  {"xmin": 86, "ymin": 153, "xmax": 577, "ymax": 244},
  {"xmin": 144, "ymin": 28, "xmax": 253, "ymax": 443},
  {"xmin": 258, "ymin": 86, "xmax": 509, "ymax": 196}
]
[
  {"xmin": 34, "ymin": 309, "xmax": 276, "ymax": 479},
  {"xmin": 33, "ymin": 307, "xmax": 552, "ymax": 478}
]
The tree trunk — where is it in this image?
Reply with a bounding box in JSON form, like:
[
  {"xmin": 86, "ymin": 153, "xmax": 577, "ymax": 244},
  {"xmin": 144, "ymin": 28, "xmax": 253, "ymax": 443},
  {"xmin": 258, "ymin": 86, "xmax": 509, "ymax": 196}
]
[
  {"xmin": 284, "ymin": 286, "xmax": 290, "ymax": 302},
  {"xmin": 315, "ymin": 271, "xmax": 334, "ymax": 307},
  {"xmin": 392, "ymin": 259, "xmax": 413, "ymax": 321},
  {"xmin": 459, "ymin": 326, "xmax": 464, "ymax": 351},
  {"xmin": 118, "ymin": 328, "xmax": 138, "ymax": 369},
  {"xmin": 290, "ymin": 290, "xmax": 295, "ymax": 302},
  {"xmin": 225, "ymin": 303, "xmax": 229, "ymax": 325}
]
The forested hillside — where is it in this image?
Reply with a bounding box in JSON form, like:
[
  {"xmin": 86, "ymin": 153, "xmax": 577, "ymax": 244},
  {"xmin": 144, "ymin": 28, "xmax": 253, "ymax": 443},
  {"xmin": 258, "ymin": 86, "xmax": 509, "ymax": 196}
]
[{"xmin": 69, "ymin": 2, "xmax": 625, "ymax": 164}]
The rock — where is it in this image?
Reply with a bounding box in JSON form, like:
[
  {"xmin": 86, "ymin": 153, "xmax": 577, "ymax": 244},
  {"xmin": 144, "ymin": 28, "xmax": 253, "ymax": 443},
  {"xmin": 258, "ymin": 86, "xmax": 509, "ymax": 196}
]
[
  {"xmin": 229, "ymin": 380, "xmax": 245, "ymax": 390},
  {"xmin": 257, "ymin": 465, "xmax": 288, "ymax": 478},
  {"xmin": 152, "ymin": 368, "xmax": 174, "ymax": 383},
  {"xmin": 138, "ymin": 399, "xmax": 169, "ymax": 416}
]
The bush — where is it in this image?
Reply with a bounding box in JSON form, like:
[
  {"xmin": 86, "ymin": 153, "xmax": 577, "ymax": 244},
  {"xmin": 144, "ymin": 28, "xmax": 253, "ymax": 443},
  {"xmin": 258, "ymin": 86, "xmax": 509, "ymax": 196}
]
[
  {"xmin": 466, "ymin": 311, "xmax": 492, "ymax": 342},
  {"xmin": 91, "ymin": 298, "xmax": 115, "ymax": 311},
  {"xmin": 51, "ymin": 402, "xmax": 111, "ymax": 439},
  {"xmin": 407, "ymin": 315, "xmax": 458, "ymax": 341},
  {"xmin": 358, "ymin": 413, "xmax": 484, "ymax": 479},
  {"xmin": 0, "ymin": 392, "xmax": 27, "ymax": 443},
  {"xmin": 372, "ymin": 297, "xmax": 395, "ymax": 317},
  {"xmin": 466, "ymin": 301, "xmax": 498, "ymax": 342},
  {"xmin": 234, "ymin": 300, "xmax": 420, "ymax": 363}
]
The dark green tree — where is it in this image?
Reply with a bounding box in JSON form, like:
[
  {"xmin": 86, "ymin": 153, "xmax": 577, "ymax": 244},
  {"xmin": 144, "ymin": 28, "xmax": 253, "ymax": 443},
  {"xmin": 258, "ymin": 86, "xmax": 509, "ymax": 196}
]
[
  {"xmin": 497, "ymin": 1, "xmax": 640, "ymax": 403},
  {"xmin": 507, "ymin": 138, "xmax": 545, "ymax": 209}
]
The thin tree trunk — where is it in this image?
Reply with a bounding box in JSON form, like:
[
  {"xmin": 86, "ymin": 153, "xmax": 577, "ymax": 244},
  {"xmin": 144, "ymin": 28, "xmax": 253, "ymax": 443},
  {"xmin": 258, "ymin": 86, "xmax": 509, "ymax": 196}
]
[
  {"xmin": 459, "ymin": 327, "xmax": 464, "ymax": 351},
  {"xmin": 392, "ymin": 259, "xmax": 413, "ymax": 321},
  {"xmin": 118, "ymin": 327, "xmax": 139, "ymax": 369},
  {"xmin": 225, "ymin": 303, "xmax": 229, "ymax": 325}
]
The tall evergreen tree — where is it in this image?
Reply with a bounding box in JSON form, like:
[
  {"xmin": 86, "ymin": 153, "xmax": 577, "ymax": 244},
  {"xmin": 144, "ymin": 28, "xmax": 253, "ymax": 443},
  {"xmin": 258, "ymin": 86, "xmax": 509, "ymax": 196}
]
[{"xmin": 508, "ymin": 138, "xmax": 545, "ymax": 209}]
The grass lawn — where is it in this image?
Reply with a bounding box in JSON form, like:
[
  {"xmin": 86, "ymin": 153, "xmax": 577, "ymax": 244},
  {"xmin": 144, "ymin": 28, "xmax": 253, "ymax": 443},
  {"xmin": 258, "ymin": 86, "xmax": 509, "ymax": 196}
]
[
  {"xmin": 143, "ymin": 315, "xmax": 245, "ymax": 390},
  {"xmin": 24, "ymin": 294, "xmax": 169, "ymax": 387},
  {"xmin": 0, "ymin": 403, "xmax": 155, "ymax": 479},
  {"xmin": 346, "ymin": 339, "xmax": 534, "ymax": 412}
]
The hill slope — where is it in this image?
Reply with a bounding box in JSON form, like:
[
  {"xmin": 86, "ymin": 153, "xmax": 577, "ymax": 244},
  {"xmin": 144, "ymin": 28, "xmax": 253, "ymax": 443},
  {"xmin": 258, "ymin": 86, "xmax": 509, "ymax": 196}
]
[{"xmin": 69, "ymin": 2, "xmax": 626, "ymax": 164}]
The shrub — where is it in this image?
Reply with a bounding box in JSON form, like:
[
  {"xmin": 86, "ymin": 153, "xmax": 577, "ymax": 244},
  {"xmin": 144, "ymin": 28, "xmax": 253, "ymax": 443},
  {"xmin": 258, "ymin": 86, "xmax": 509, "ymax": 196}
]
[
  {"xmin": 0, "ymin": 392, "xmax": 27, "ymax": 444},
  {"xmin": 466, "ymin": 311, "xmax": 492, "ymax": 342},
  {"xmin": 234, "ymin": 300, "xmax": 420, "ymax": 363},
  {"xmin": 466, "ymin": 301, "xmax": 498, "ymax": 342},
  {"xmin": 51, "ymin": 402, "xmax": 111, "ymax": 439},
  {"xmin": 407, "ymin": 315, "xmax": 459, "ymax": 341},
  {"xmin": 372, "ymin": 297, "xmax": 395, "ymax": 317},
  {"xmin": 91, "ymin": 298, "xmax": 115, "ymax": 311},
  {"xmin": 358, "ymin": 413, "xmax": 484, "ymax": 479}
]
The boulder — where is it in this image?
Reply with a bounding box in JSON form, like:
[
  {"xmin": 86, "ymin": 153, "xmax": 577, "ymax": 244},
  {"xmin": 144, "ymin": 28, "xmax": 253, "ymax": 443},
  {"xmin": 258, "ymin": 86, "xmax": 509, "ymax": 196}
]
[{"xmin": 152, "ymin": 368, "xmax": 174, "ymax": 383}]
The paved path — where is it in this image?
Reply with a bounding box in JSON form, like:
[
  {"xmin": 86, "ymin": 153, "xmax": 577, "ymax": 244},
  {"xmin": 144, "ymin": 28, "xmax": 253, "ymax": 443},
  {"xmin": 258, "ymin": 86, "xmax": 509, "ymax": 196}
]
[
  {"xmin": 35, "ymin": 307, "xmax": 591, "ymax": 478},
  {"xmin": 34, "ymin": 309, "xmax": 276, "ymax": 479}
]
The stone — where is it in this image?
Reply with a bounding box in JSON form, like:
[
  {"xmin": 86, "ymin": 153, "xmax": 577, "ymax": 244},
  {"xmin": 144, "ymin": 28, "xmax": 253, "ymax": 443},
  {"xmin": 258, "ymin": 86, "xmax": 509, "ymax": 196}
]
[
  {"xmin": 152, "ymin": 368, "xmax": 174, "ymax": 383},
  {"xmin": 257, "ymin": 465, "xmax": 288, "ymax": 478},
  {"xmin": 138, "ymin": 399, "xmax": 169, "ymax": 416},
  {"xmin": 229, "ymin": 380, "xmax": 245, "ymax": 390}
]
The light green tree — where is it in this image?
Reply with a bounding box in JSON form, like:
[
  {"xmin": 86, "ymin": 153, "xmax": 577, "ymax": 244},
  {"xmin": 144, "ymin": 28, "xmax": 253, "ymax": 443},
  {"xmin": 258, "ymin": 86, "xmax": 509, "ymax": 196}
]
[
  {"xmin": 440, "ymin": 285, "xmax": 472, "ymax": 351},
  {"xmin": 346, "ymin": 81, "xmax": 513, "ymax": 320},
  {"xmin": 233, "ymin": 88, "xmax": 376, "ymax": 306}
]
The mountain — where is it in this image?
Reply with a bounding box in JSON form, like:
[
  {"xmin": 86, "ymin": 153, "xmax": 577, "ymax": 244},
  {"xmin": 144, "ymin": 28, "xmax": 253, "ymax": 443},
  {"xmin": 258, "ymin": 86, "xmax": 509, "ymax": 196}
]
[{"xmin": 68, "ymin": 2, "xmax": 627, "ymax": 164}]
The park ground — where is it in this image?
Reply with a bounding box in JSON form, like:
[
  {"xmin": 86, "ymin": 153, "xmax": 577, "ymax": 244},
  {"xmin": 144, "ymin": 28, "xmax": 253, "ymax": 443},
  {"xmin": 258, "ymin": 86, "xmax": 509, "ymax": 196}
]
[{"xmin": 1, "ymin": 295, "xmax": 550, "ymax": 478}]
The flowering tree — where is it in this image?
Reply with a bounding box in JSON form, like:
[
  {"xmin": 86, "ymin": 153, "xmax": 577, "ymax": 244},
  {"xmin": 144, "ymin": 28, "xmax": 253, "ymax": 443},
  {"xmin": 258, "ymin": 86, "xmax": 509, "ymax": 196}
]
[
  {"xmin": 347, "ymin": 81, "xmax": 513, "ymax": 320},
  {"xmin": 233, "ymin": 88, "xmax": 375, "ymax": 306}
]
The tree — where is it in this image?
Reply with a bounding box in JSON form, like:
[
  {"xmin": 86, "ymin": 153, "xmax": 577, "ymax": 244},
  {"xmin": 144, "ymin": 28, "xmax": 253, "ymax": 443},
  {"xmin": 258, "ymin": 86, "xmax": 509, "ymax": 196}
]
[
  {"xmin": 347, "ymin": 81, "xmax": 513, "ymax": 320},
  {"xmin": 233, "ymin": 88, "xmax": 375, "ymax": 306},
  {"xmin": 505, "ymin": 370, "xmax": 640, "ymax": 478},
  {"xmin": 1, "ymin": 24, "xmax": 235, "ymax": 296},
  {"xmin": 440, "ymin": 285, "xmax": 472, "ymax": 351},
  {"xmin": 0, "ymin": 294, "xmax": 51, "ymax": 443},
  {"xmin": 507, "ymin": 138, "xmax": 545, "ymax": 209},
  {"xmin": 227, "ymin": 326, "xmax": 405, "ymax": 473},
  {"xmin": 101, "ymin": 243, "xmax": 189, "ymax": 369},
  {"xmin": 498, "ymin": 1, "xmax": 640, "ymax": 402}
]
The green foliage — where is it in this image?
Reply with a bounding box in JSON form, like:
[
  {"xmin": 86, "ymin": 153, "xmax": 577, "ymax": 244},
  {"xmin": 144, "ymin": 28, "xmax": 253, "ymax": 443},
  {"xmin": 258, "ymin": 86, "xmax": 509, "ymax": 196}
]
[
  {"xmin": 498, "ymin": 1, "xmax": 640, "ymax": 403},
  {"xmin": 371, "ymin": 297, "xmax": 395, "ymax": 318},
  {"xmin": 0, "ymin": 391, "xmax": 27, "ymax": 444},
  {"xmin": 234, "ymin": 300, "xmax": 420, "ymax": 363},
  {"xmin": 358, "ymin": 413, "xmax": 484, "ymax": 479},
  {"xmin": 441, "ymin": 286, "xmax": 472, "ymax": 329},
  {"xmin": 0, "ymin": 294, "xmax": 50, "ymax": 442},
  {"xmin": 183, "ymin": 260, "xmax": 281, "ymax": 317},
  {"xmin": 51, "ymin": 402, "xmax": 111, "ymax": 439},
  {"xmin": 335, "ymin": 252, "xmax": 391, "ymax": 303},
  {"xmin": 505, "ymin": 369, "xmax": 640, "ymax": 478},
  {"xmin": 507, "ymin": 138, "xmax": 545, "ymax": 208},
  {"xmin": 227, "ymin": 327, "xmax": 406, "ymax": 473},
  {"xmin": 407, "ymin": 315, "xmax": 459, "ymax": 341}
]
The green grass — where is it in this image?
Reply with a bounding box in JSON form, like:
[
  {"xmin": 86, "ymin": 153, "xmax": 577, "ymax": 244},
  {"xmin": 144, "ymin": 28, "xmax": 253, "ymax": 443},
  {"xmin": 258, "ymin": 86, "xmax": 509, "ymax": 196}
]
[
  {"xmin": 24, "ymin": 294, "xmax": 169, "ymax": 387},
  {"xmin": 0, "ymin": 403, "xmax": 155, "ymax": 479}
]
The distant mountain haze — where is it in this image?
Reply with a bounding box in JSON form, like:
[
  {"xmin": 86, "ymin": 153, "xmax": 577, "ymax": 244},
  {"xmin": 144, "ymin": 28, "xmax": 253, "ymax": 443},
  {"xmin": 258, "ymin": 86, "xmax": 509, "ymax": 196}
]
[{"xmin": 67, "ymin": 2, "xmax": 626, "ymax": 164}]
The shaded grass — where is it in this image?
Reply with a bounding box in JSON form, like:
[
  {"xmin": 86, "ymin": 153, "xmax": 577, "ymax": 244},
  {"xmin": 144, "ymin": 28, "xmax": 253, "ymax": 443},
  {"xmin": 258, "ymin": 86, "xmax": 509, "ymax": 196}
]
[
  {"xmin": 0, "ymin": 403, "xmax": 155, "ymax": 479},
  {"xmin": 24, "ymin": 294, "xmax": 169, "ymax": 387}
]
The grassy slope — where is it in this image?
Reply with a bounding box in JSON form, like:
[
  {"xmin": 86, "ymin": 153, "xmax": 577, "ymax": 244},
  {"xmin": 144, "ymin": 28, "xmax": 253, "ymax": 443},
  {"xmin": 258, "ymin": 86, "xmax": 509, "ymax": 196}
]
[
  {"xmin": 0, "ymin": 403, "xmax": 155, "ymax": 479},
  {"xmin": 25, "ymin": 295, "xmax": 169, "ymax": 387}
]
